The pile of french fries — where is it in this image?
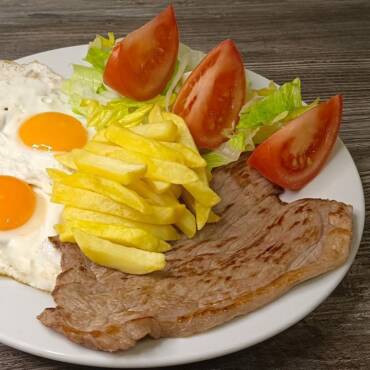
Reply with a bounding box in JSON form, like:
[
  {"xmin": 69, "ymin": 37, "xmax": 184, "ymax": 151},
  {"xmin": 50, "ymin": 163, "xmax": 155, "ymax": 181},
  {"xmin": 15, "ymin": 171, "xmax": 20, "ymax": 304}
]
[{"xmin": 49, "ymin": 105, "xmax": 220, "ymax": 274}]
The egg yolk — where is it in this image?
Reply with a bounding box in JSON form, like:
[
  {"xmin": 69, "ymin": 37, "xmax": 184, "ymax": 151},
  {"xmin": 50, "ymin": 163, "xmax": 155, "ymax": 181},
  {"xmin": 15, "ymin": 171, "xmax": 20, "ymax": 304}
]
[
  {"xmin": 19, "ymin": 112, "xmax": 87, "ymax": 152},
  {"xmin": 0, "ymin": 176, "xmax": 36, "ymax": 231}
]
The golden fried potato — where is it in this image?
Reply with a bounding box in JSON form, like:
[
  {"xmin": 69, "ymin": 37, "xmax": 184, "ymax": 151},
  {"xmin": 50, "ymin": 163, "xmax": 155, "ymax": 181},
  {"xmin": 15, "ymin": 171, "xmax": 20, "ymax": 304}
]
[
  {"xmin": 54, "ymin": 223, "xmax": 74, "ymax": 242},
  {"xmin": 86, "ymin": 141, "xmax": 198, "ymax": 185},
  {"xmin": 85, "ymin": 141, "xmax": 119, "ymax": 155},
  {"xmin": 182, "ymin": 191, "xmax": 210, "ymax": 231},
  {"xmin": 105, "ymin": 125, "xmax": 186, "ymax": 164},
  {"xmin": 92, "ymin": 130, "xmax": 108, "ymax": 143},
  {"xmin": 133, "ymin": 184, "xmax": 195, "ymax": 237},
  {"xmin": 148, "ymin": 104, "xmax": 164, "ymax": 123},
  {"xmin": 119, "ymin": 104, "xmax": 153, "ymax": 125},
  {"xmin": 175, "ymin": 207, "xmax": 196, "ymax": 238},
  {"xmin": 127, "ymin": 180, "xmax": 164, "ymax": 204},
  {"xmin": 162, "ymin": 112, "xmax": 196, "ymax": 148},
  {"xmin": 62, "ymin": 207, "xmax": 180, "ymax": 240},
  {"xmin": 73, "ymin": 229, "xmax": 165, "ymax": 274},
  {"xmin": 130, "ymin": 121, "xmax": 178, "ymax": 142},
  {"xmin": 195, "ymin": 202, "xmax": 211, "ymax": 230},
  {"xmin": 109, "ymin": 149, "xmax": 198, "ymax": 185},
  {"xmin": 162, "ymin": 112, "xmax": 220, "ymax": 217},
  {"xmin": 125, "ymin": 118, "xmax": 143, "ymax": 128},
  {"xmin": 55, "ymin": 152, "xmax": 77, "ymax": 170},
  {"xmin": 72, "ymin": 149, "xmax": 146, "ymax": 185},
  {"xmin": 48, "ymin": 168, "xmax": 149, "ymax": 213},
  {"xmin": 208, "ymin": 210, "xmax": 221, "ymax": 223},
  {"xmin": 184, "ymin": 180, "xmax": 220, "ymax": 207},
  {"xmin": 162, "ymin": 142, "xmax": 206, "ymax": 168},
  {"xmin": 171, "ymin": 184, "xmax": 182, "ymax": 199},
  {"xmin": 145, "ymin": 179, "xmax": 172, "ymax": 193},
  {"xmin": 52, "ymin": 183, "xmax": 181, "ymax": 225},
  {"xmin": 52, "ymin": 108, "xmax": 221, "ymax": 247},
  {"xmin": 59, "ymin": 219, "xmax": 171, "ymax": 252}
]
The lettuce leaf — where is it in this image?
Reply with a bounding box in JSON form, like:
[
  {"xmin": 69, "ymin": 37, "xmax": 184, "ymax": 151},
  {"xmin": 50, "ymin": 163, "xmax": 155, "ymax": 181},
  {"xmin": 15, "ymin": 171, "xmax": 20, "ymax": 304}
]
[
  {"xmin": 203, "ymin": 127, "xmax": 257, "ymax": 170},
  {"xmin": 203, "ymin": 78, "xmax": 319, "ymax": 170},
  {"xmin": 61, "ymin": 64, "xmax": 117, "ymax": 115},
  {"xmin": 238, "ymin": 78, "xmax": 302, "ymax": 129},
  {"xmin": 62, "ymin": 34, "xmax": 118, "ymax": 115},
  {"xmin": 81, "ymin": 94, "xmax": 176, "ymax": 130},
  {"xmin": 164, "ymin": 43, "xmax": 205, "ymax": 110},
  {"xmin": 84, "ymin": 32, "xmax": 115, "ymax": 71}
]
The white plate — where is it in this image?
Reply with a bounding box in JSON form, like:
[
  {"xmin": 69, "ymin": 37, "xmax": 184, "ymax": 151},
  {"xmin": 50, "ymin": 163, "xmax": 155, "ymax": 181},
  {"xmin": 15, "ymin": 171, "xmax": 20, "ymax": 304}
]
[{"xmin": 0, "ymin": 45, "xmax": 364, "ymax": 368}]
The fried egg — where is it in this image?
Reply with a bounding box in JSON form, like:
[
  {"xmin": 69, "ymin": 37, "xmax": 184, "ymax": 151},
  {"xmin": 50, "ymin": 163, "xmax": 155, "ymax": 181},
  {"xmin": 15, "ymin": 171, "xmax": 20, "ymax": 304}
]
[{"xmin": 0, "ymin": 61, "xmax": 89, "ymax": 291}]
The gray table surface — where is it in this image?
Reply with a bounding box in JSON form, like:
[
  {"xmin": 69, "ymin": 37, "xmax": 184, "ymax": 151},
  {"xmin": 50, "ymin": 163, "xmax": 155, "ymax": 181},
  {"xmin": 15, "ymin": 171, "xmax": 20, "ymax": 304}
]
[{"xmin": 1, "ymin": 0, "xmax": 369, "ymax": 369}]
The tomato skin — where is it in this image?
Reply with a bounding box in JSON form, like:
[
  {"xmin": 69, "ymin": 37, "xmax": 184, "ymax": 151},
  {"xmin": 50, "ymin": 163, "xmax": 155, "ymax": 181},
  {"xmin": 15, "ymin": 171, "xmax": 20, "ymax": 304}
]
[
  {"xmin": 103, "ymin": 5, "xmax": 179, "ymax": 101},
  {"xmin": 173, "ymin": 39, "xmax": 246, "ymax": 149},
  {"xmin": 248, "ymin": 95, "xmax": 343, "ymax": 190}
]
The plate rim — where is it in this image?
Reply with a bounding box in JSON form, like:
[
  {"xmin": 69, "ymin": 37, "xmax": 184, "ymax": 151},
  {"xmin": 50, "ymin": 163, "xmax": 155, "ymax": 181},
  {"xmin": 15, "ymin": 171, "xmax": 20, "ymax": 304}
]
[{"xmin": 0, "ymin": 44, "xmax": 364, "ymax": 368}]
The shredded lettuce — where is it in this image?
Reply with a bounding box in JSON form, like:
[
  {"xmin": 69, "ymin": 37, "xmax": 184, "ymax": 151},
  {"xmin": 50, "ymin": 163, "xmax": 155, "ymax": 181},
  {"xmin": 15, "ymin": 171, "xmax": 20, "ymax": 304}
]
[
  {"xmin": 84, "ymin": 32, "xmax": 115, "ymax": 71},
  {"xmin": 63, "ymin": 33, "xmax": 200, "ymax": 116},
  {"xmin": 203, "ymin": 78, "xmax": 319, "ymax": 170},
  {"xmin": 61, "ymin": 64, "xmax": 117, "ymax": 115},
  {"xmin": 62, "ymin": 33, "xmax": 318, "ymax": 173},
  {"xmin": 62, "ymin": 33, "xmax": 118, "ymax": 115},
  {"xmin": 203, "ymin": 127, "xmax": 257, "ymax": 169},
  {"xmin": 164, "ymin": 43, "xmax": 205, "ymax": 110},
  {"xmin": 81, "ymin": 95, "xmax": 176, "ymax": 130},
  {"xmin": 238, "ymin": 78, "xmax": 302, "ymax": 129}
]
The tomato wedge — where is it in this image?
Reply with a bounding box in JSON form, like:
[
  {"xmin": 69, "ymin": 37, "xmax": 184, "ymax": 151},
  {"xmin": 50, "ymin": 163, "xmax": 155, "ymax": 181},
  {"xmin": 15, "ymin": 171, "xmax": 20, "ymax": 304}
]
[
  {"xmin": 103, "ymin": 5, "xmax": 179, "ymax": 101},
  {"xmin": 248, "ymin": 95, "xmax": 343, "ymax": 190},
  {"xmin": 173, "ymin": 40, "xmax": 246, "ymax": 149}
]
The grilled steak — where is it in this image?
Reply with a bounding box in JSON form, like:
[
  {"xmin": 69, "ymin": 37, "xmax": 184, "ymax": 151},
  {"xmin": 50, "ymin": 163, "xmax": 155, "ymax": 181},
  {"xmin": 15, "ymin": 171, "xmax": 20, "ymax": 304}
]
[{"xmin": 39, "ymin": 158, "xmax": 353, "ymax": 352}]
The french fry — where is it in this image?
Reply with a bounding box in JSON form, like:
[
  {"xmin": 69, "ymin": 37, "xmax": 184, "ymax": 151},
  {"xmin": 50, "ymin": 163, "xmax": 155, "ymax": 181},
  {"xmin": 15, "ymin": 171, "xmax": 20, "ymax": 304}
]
[
  {"xmin": 130, "ymin": 121, "xmax": 178, "ymax": 142},
  {"xmin": 52, "ymin": 183, "xmax": 181, "ymax": 225},
  {"xmin": 92, "ymin": 130, "xmax": 108, "ymax": 143},
  {"xmin": 52, "ymin": 108, "xmax": 221, "ymax": 251},
  {"xmin": 73, "ymin": 229, "xmax": 165, "ymax": 274},
  {"xmin": 129, "ymin": 180, "xmax": 175, "ymax": 207},
  {"xmin": 105, "ymin": 125, "xmax": 188, "ymax": 165},
  {"xmin": 195, "ymin": 202, "xmax": 211, "ymax": 230},
  {"xmin": 196, "ymin": 167, "xmax": 210, "ymax": 184},
  {"xmin": 171, "ymin": 184, "xmax": 182, "ymax": 199},
  {"xmin": 184, "ymin": 180, "xmax": 220, "ymax": 207},
  {"xmin": 208, "ymin": 210, "xmax": 221, "ymax": 223},
  {"xmin": 47, "ymin": 168, "xmax": 149, "ymax": 213},
  {"xmin": 118, "ymin": 104, "xmax": 153, "ymax": 125},
  {"xmin": 59, "ymin": 219, "xmax": 171, "ymax": 252},
  {"xmin": 134, "ymin": 183, "xmax": 196, "ymax": 237},
  {"xmin": 72, "ymin": 149, "xmax": 146, "ymax": 185},
  {"xmin": 85, "ymin": 141, "xmax": 119, "ymax": 155},
  {"xmin": 145, "ymin": 179, "xmax": 172, "ymax": 193},
  {"xmin": 175, "ymin": 207, "xmax": 196, "ymax": 238},
  {"xmin": 148, "ymin": 104, "xmax": 164, "ymax": 123},
  {"xmin": 182, "ymin": 191, "xmax": 210, "ymax": 231},
  {"xmin": 127, "ymin": 180, "xmax": 165, "ymax": 204},
  {"xmin": 163, "ymin": 111, "xmax": 220, "ymax": 211},
  {"xmin": 55, "ymin": 152, "xmax": 77, "ymax": 170},
  {"xmin": 162, "ymin": 142, "xmax": 206, "ymax": 168},
  {"xmin": 47, "ymin": 168, "xmax": 69, "ymax": 182},
  {"xmin": 162, "ymin": 112, "xmax": 196, "ymax": 148},
  {"xmin": 54, "ymin": 223, "xmax": 74, "ymax": 242},
  {"xmin": 62, "ymin": 207, "xmax": 180, "ymax": 240},
  {"xmin": 86, "ymin": 141, "xmax": 198, "ymax": 185},
  {"xmin": 162, "ymin": 114, "xmax": 213, "ymax": 187},
  {"xmin": 109, "ymin": 149, "xmax": 199, "ymax": 185},
  {"xmin": 125, "ymin": 118, "xmax": 143, "ymax": 128}
]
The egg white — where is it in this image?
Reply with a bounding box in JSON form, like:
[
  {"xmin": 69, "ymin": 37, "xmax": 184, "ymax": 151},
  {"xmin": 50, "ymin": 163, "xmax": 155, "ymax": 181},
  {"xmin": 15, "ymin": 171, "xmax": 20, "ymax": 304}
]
[
  {"xmin": 0, "ymin": 60, "xmax": 72, "ymax": 136},
  {"xmin": 0, "ymin": 60, "xmax": 88, "ymax": 291},
  {"xmin": 0, "ymin": 189, "xmax": 63, "ymax": 292}
]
